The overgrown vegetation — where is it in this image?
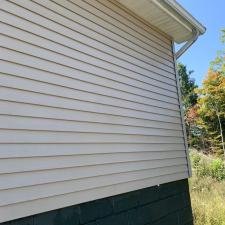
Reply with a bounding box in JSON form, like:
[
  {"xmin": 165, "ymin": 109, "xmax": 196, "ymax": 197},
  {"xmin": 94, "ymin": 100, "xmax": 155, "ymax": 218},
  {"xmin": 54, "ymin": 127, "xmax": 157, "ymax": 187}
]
[
  {"xmin": 189, "ymin": 150, "xmax": 225, "ymax": 225},
  {"xmin": 190, "ymin": 150, "xmax": 225, "ymax": 181}
]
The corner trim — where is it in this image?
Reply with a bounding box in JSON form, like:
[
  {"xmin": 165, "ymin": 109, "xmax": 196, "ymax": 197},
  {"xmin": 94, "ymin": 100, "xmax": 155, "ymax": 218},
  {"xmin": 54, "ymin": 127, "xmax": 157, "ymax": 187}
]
[{"xmin": 172, "ymin": 41, "xmax": 192, "ymax": 177}]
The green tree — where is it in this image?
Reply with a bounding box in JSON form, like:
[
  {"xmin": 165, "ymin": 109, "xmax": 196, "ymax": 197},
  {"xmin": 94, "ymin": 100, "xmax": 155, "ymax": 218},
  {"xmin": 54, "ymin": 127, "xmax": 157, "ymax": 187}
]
[
  {"xmin": 178, "ymin": 63, "xmax": 198, "ymax": 110},
  {"xmin": 210, "ymin": 29, "xmax": 225, "ymax": 76},
  {"xmin": 177, "ymin": 63, "xmax": 199, "ymax": 146}
]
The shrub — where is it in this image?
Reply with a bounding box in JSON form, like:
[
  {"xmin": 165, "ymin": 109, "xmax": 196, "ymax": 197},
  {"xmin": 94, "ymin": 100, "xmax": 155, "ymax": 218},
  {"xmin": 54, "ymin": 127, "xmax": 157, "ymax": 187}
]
[
  {"xmin": 209, "ymin": 159, "xmax": 225, "ymax": 181},
  {"xmin": 191, "ymin": 151, "xmax": 201, "ymax": 168},
  {"xmin": 190, "ymin": 150, "xmax": 225, "ymax": 181}
]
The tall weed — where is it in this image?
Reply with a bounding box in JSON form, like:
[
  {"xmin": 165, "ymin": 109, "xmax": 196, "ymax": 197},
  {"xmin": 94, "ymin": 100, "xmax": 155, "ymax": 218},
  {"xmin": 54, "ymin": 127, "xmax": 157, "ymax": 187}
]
[{"xmin": 190, "ymin": 176, "xmax": 225, "ymax": 225}]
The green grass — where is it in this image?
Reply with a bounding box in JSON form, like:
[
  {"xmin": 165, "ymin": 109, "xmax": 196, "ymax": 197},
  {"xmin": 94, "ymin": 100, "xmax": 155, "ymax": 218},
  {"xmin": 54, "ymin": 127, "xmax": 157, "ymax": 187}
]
[{"xmin": 189, "ymin": 150, "xmax": 225, "ymax": 225}]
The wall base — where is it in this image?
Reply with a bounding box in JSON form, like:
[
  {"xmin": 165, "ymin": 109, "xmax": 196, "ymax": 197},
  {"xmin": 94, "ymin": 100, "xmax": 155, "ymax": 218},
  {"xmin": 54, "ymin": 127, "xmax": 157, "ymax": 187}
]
[{"xmin": 1, "ymin": 179, "xmax": 193, "ymax": 225}]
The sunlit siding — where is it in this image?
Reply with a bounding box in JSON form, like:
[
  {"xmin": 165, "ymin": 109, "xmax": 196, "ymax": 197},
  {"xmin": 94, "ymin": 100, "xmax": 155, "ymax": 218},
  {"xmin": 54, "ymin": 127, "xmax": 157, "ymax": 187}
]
[{"xmin": 0, "ymin": 0, "xmax": 188, "ymax": 222}]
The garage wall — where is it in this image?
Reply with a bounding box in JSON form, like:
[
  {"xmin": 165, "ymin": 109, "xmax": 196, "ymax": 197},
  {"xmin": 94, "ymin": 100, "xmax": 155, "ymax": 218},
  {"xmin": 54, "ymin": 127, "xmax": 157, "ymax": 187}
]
[{"xmin": 0, "ymin": 0, "xmax": 189, "ymax": 222}]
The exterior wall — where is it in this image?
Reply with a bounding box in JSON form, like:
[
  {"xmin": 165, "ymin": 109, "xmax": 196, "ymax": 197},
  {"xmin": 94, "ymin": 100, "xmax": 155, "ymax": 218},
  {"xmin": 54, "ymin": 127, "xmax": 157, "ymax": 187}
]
[
  {"xmin": 0, "ymin": 179, "xmax": 193, "ymax": 225},
  {"xmin": 0, "ymin": 0, "xmax": 190, "ymax": 222}
]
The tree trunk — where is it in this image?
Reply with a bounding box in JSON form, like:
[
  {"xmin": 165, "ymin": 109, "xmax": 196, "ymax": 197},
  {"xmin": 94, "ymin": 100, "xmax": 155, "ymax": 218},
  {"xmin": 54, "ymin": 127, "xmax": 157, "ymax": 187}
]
[
  {"xmin": 216, "ymin": 111, "xmax": 225, "ymax": 157},
  {"xmin": 188, "ymin": 123, "xmax": 192, "ymax": 148},
  {"xmin": 201, "ymin": 134, "xmax": 206, "ymax": 152}
]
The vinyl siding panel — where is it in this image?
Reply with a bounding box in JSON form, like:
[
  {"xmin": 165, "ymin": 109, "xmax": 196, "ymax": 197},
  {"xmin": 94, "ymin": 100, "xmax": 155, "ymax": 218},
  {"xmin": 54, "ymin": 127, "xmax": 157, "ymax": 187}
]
[{"xmin": 0, "ymin": 0, "xmax": 189, "ymax": 223}]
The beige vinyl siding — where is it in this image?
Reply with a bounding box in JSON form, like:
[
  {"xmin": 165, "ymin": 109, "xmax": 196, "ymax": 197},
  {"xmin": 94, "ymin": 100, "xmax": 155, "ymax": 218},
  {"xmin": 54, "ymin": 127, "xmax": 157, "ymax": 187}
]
[{"xmin": 0, "ymin": 0, "xmax": 188, "ymax": 222}]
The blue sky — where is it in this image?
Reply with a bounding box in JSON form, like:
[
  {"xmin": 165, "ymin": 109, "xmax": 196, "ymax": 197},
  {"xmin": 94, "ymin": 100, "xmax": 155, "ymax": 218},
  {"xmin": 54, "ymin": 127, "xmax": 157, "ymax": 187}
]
[{"xmin": 176, "ymin": 0, "xmax": 225, "ymax": 86}]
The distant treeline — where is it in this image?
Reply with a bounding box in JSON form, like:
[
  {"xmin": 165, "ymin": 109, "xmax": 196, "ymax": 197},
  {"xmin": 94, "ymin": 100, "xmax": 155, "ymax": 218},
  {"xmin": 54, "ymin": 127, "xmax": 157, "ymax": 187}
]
[{"xmin": 178, "ymin": 29, "xmax": 225, "ymax": 157}]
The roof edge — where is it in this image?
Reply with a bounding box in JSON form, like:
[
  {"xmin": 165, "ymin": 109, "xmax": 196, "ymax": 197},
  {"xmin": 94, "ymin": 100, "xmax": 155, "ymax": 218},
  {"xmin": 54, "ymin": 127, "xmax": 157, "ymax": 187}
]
[
  {"xmin": 160, "ymin": 0, "xmax": 206, "ymax": 35},
  {"xmin": 116, "ymin": 0, "xmax": 206, "ymax": 44}
]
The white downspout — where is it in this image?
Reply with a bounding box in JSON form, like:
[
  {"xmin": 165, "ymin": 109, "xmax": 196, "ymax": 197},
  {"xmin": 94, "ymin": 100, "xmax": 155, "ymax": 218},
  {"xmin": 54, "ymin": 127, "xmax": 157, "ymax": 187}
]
[{"xmin": 175, "ymin": 28, "xmax": 200, "ymax": 59}]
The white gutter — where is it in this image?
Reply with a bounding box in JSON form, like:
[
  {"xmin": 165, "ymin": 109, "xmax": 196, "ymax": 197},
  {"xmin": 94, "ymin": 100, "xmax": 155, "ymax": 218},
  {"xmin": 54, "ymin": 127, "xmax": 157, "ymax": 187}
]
[
  {"xmin": 163, "ymin": 0, "xmax": 206, "ymax": 35},
  {"xmin": 155, "ymin": 0, "xmax": 206, "ymax": 58}
]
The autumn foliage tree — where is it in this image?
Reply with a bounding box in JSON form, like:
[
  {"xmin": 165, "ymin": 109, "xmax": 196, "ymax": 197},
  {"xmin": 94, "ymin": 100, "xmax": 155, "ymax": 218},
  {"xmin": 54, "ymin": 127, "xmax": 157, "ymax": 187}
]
[{"xmin": 196, "ymin": 71, "xmax": 225, "ymax": 156}]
